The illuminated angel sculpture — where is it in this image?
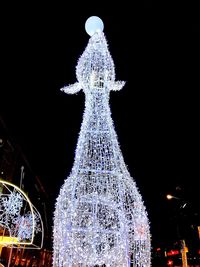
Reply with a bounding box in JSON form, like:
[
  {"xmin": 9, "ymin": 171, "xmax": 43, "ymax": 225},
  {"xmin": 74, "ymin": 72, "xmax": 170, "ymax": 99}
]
[{"xmin": 53, "ymin": 16, "xmax": 151, "ymax": 266}]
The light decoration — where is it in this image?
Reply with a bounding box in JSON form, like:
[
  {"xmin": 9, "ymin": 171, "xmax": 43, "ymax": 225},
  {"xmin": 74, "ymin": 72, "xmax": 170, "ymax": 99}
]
[
  {"xmin": 0, "ymin": 180, "xmax": 44, "ymax": 249},
  {"xmin": 53, "ymin": 16, "xmax": 151, "ymax": 266}
]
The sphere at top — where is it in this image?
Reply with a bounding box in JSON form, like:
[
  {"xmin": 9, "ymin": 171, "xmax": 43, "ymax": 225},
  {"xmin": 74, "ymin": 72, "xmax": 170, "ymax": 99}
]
[{"xmin": 85, "ymin": 16, "xmax": 104, "ymax": 36}]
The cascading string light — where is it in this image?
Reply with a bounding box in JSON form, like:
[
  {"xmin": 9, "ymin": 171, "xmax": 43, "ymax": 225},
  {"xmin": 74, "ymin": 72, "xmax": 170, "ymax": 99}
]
[{"xmin": 53, "ymin": 16, "xmax": 151, "ymax": 267}]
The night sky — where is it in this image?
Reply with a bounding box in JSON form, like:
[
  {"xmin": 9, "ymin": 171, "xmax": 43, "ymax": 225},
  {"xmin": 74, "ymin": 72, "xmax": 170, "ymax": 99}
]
[{"xmin": 1, "ymin": 5, "xmax": 199, "ymax": 248}]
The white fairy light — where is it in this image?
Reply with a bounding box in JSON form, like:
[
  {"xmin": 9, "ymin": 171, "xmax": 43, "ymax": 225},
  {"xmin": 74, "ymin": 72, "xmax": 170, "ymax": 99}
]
[
  {"xmin": 0, "ymin": 180, "xmax": 44, "ymax": 249},
  {"xmin": 54, "ymin": 17, "xmax": 151, "ymax": 266}
]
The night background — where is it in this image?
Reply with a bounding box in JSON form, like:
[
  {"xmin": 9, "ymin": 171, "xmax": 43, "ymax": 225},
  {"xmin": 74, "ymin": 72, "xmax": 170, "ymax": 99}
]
[{"xmin": 1, "ymin": 2, "xmax": 199, "ymax": 263}]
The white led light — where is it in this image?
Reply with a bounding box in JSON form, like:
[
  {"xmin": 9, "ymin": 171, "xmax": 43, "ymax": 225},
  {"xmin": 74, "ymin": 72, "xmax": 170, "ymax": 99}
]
[
  {"xmin": 53, "ymin": 20, "xmax": 151, "ymax": 267},
  {"xmin": 0, "ymin": 180, "xmax": 43, "ymax": 248}
]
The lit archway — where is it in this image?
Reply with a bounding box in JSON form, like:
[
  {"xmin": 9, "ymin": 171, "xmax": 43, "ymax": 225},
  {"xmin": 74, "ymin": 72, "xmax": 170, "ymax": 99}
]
[{"xmin": 0, "ymin": 180, "xmax": 43, "ymax": 249}]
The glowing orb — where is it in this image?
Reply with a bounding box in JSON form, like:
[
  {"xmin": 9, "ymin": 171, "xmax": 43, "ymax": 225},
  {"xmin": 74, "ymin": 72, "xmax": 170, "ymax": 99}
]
[{"xmin": 85, "ymin": 16, "xmax": 104, "ymax": 36}]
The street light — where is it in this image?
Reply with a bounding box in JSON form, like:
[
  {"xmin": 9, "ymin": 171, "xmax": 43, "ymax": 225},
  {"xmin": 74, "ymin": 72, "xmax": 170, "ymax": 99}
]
[
  {"xmin": 166, "ymin": 194, "xmax": 189, "ymax": 267},
  {"xmin": 166, "ymin": 194, "xmax": 180, "ymax": 200}
]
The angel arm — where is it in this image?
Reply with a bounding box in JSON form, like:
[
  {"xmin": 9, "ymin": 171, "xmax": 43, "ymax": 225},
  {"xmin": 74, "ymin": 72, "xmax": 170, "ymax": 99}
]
[
  {"xmin": 60, "ymin": 82, "xmax": 82, "ymax": 94},
  {"xmin": 109, "ymin": 81, "xmax": 126, "ymax": 91}
]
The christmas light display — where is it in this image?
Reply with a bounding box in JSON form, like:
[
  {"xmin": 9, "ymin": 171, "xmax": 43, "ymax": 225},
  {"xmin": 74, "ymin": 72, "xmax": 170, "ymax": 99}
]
[
  {"xmin": 0, "ymin": 180, "xmax": 44, "ymax": 249},
  {"xmin": 53, "ymin": 17, "xmax": 151, "ymax": 266}
]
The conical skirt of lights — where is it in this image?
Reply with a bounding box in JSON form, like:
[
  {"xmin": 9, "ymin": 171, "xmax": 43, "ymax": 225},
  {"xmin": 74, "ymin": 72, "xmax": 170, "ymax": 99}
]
[{"xmin": 53, "ymin": 17, "xmax": 151, "ymax": 267}]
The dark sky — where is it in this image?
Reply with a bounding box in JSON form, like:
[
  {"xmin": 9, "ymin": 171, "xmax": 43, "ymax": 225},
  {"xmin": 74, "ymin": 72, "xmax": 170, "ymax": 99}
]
[{"xmin": 1, "ymin": 5, "xmax": 199, "ymax": 247}]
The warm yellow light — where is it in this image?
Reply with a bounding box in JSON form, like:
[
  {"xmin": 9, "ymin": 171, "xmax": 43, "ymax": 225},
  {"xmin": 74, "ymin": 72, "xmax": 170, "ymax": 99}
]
[
  {"xmin": 166, "ymin": 194, "xmax": 173, "ymax": 200},
  {"xmin": 0, "ymin": 236, "xmax": 19, "ymax": 244}
]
